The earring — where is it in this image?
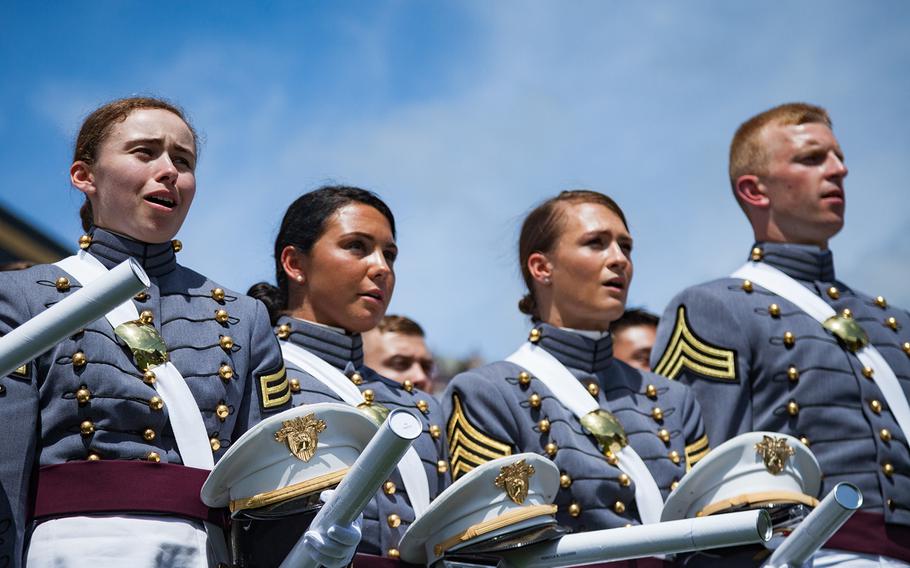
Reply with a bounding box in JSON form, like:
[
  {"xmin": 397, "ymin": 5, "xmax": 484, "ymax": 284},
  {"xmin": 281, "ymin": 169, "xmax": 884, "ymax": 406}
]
[
  {"xmin": 296, "ymin": 275, "xmax": 303, "ymax": 282},
  {"xmin": 543, "ymin": 277, "xmax": 551, "ymax": 284}
]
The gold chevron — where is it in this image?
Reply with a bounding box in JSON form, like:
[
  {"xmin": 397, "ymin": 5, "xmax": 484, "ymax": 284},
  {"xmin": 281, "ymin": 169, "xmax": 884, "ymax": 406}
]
[
  {"xmin": 685, "ymin": 434, "xmax": 710, "ymax": 471},
  {"xmin": 447, "ymin": 394, "xmax": 512, "ymax": 480},
  {"xmin": 260, "ymin": 365, "xmax": 291, "ymax": 409},
  {"xmin": 653, "ymin": 306, "xmax": 736, "ymax": 381}
]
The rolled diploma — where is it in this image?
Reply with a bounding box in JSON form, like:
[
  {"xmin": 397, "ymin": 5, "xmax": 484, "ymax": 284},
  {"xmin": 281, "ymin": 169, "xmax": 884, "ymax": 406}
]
[
  {"xmin": 764, "ymin": 482, "xmax": 862, "ymax": 568},
  {"xmin": 502, "ymin": 509, "xmax": 772, "ymax": 568},
  {"xmin": 0, "ymin": 259, "xmax": 149, "ymax": 378},
  {"xmin": 281, "ymin": 408, "xmax": 422, "ymax": 568}
]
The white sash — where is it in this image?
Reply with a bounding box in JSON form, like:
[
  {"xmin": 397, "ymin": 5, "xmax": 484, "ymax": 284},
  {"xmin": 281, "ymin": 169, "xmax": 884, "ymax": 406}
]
[
  {"xmin": 506, "ymin": 341, "xmax": 664, "ymax": 524},
  {"xmin": 280, "ymin": 340, "xmax": 431, "ymax": 517},
  {"xmin": 55, "ymin": 251, "xmax": 214, "ymax": 470},
  {"xmin": 731, "ymin": 261, "xmax": 910, "ymax": 441}
]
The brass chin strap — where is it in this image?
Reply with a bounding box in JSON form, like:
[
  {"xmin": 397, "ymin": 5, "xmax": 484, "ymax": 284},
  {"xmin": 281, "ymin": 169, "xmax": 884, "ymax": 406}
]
[
  {"xmin": 229, "ymin": 468, "xmax": 348, "ymax": 513},
  {"xmin": 696, "ymin": 491, "xmax": 819, "ymax": 518},
  {"xmin": 433, "ymin": 504, "xmax": 558, "ymax": 558}
]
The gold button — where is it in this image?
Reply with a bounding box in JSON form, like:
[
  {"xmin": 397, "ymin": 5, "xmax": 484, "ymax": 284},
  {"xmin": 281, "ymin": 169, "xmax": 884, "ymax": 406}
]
[
  {"xmin": 139, "ymin": 310, "xmax": 154, "ymax": 325},
  {"xmin": 429, "ymin": 424, "xmax": 441, "ymax": 439},
  {"xmin": 605, "ymin": 450, "xmax": 618, "ymax": 465},
  {"xmin": 669, "ymin": 450, "xmax": 680, "ymax": 465},
  {"xmin": 79, "ymin": 234, "xmax": 92, "ymax": 250},
  {"xmin": 72, "ymin": 351, "xmax": 87, "ymax": 368},
  {"xmin": 568, "ymin": 502, "xmax": 581, "ymax": 517},
  {"xmin": 787, "ymin": 400, "xmax": 799, "ymax": 416},
  {"xmin": 529, "ymin": 328, "xmax": 542, "ymax": 343},
  {"xmin": 147, "ymin": 452, "xmax": 160, "ymax": 463},
  {"xmin": 538, "ymin": 418, "xmax": 550, "ymax": 433},
  {"xmin": 219, "ymin": 364, "xmax": 234, "ymax": 381},
  {"xmin": 55, "ymin": 277, "xmax": 71, "ymax": 292},
  {"xmin": 76, "ymin": 387, "xmax": 91, "ymax": 405},
  {"xmin": 751, "ymin": 247, "xmax": 763, "ymax": 261},
  {"xmin": 875, "ymin": 296, "xmax": 888, "ymax": 308},
  {"xmin": 437, "ymin": 460, "xmax": 448, "ymax": 474},
  {"xmin": 658, "ymin": 428, "xmax": 670, "ymax": 443},
  {"xmin": 219, "ymin": 336, "xmax": 234, "ymax": 351},
  {"xmin": 387, "ymin": 514, "xmax": 401, "ymax": 528},
  {"xmin": 351, "ymin": 372, "xmax": 364, "ymax": 385},
  {"xmin": 143, "ymin": 428, "xmax": 156, "ymax": 441},
  {"xmin": 741, "ymin": 280, "xmax": 753, "ymax": 293},
  {"xmin": 276, "ymin": 323, "xmax": 290, "ymax": 339},
  {"xmin": 518, "ymin": 371, "xmax": 531, "ymax": 386},
  {"xmin": 211, "ymin": 287, "xmax": 226, "ymax": 301},
  {"xmin": 171, "ymin": 239, "xmax": 182, "ymax": 252},
  {"xmin": 529, "ymin": 393, "xmax": 542, "ymax": 409},
  {"xmin": 618, "ymin": 473, "xmax": 631, "ymax": 487},
  {"xmin": 289, "ymin": 378, "xmax": 301, "ymax": 393},
  {"xmin": 403, "ymin": 379, "xmax": 414, "ymax": 392},
  {"xmin": 363, "ymin": 389, "xmax": 375, "ymax": 403},
  {"xmin": 417, "ymin": 400, "xmax": 430, "ymax": 414},
  {"xmin": 886, "ymin": 317, "xmax": 899, "ymax": 331},
  {"xmin": 216, "ymin": 404, "xmax": 230, "ymax": 420},
  {"xmin": 787, "ymin": 366, "xmax": 800, "ymax": 382},
  {"xmin": 149, "ymin": 396, "xmax": 164, "ymax": 411},
  {"xmin": 862, "ymin": 367, "xmax": 874, "ymax": 379},
  {"xmin": 587, "ymin": 382, "xmax": 600, "ymax": 397},
  {"xmin": 383, "ymin": 481, "xmax": 396, "ymax": 495},
  {"xmin": 651, "ymin": 407, "xmax": 664, "ymax": 422},
  {"xmin": 134, "ymin": 291, "xmax": 149, "ymax": 302},
  {"xmin": 827, "ymin": 286, "xmax": 840, "ymax": 299},
  {"xmin": 143, "ymin": 370, "xmax": 156, "ymax": 385},
  {"xmin": 800, "ymin": 436, "xmax": 810, "ymax": 447},
  {"xmin": 904, "ymin": 342, "xmax": 910, "ymax": 356},
  {"xmin": 880, "ymin": 428, "xmax": 892, "ymax": 442},
  {"xmin": 842, "ymin": 308, "xmax": 853, "ymax": 319},
  {"xmin": 387, "ymin": 548, "xmax": 400, "ymax": 559},
  {"xmin": 883, "ymin": 463, "xmax": 895, "ymax": 477},
  {"xmin": 211, "ymin": 438, "xmax": 221, "ymax": 452},
  {"xmin": 768, "ymin": 303, "xmax": 781, "ymax": 318},
  {"xmin": 215, "ymin": 309, "xmax": 230, "ymax": 324},
  {"xmin": 670, "ymin": 480, "xmax": 680, "ymax": 491},
  {"xmin": 870, "ymin": 400, "xmax": 882, "ymax": 414},
  {"xmin": 80, "ymin": 420, "xmax": 95, "ymax": 436},
  {"xmin": 646, "ymin": 384, "xmax": 658, "ymax": 399},
  {"xmin": 613, "ymin": 501, "xmax": 626, "ymax": 514},
  {"xmin": 560, "ymin": 474, "xmax": 572, "ymax": 488},
  {"xmin": 87, "ymin": 452, "xmax": 101, "ymax": 461},
  {"xmin": 545, "ymin": 442, "xmax": 558, "ymax": 456},
  {"xmin": 783, "ymin": 331, "xmax": 795, "ymax": 348},
  {"xmin": 888, "ymin": 498, "xmax": 895, "ymax": 511}
]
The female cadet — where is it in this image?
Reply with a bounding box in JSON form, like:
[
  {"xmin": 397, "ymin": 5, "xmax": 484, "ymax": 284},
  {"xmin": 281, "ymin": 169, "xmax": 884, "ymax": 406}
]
[
  {"xmin": 443, "ymin": 190, "xmax": 709, "ymax": 532},
  {"xmin": 0, "ymin": 97, "xmax": 350, "ymax": 567},
  {"xmin": 248, "ymin": 186, "xmax": 450, "ymax": 564}
]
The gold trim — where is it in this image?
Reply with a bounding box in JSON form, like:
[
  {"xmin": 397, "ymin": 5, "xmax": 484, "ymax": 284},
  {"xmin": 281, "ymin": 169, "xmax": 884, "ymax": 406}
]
[
  {"xmin": 230, "ymin": 468, "xmax": 348, "ymax": 513},
  {"xmin": 260, "ymin": 365, "xmax": 290, "ymax": 408},
  {"xmin": 697, "ymin": 491, "xmax": 819, "ymax": 517},
  {"xmin": 447, "ymin": 394, "xmax": 512, "ymax": 480},
  {"xmin": 433, "ymin": 504, "xmax": 557, "ymax": 557},
  {"xmin": 13, "ymin": 363, "xmax": 28, "ymax": 377},
  {"xmin": 685, "ymin": 435, "xmax": 710, "ymax": 471},
  {"xmin": 653, "ymin": 306, "xmax": 736, "ymax": 381}
]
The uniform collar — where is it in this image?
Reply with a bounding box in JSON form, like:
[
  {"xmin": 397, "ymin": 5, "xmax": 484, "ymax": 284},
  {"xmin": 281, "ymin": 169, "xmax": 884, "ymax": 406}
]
[
  {"xmin": 752, "ymin": 242, "xmax": 836, "ymax": 283},
  {"xmin": 277, "ymin": 316, "xmax": 364, "ymax": 370},
  {"xmin": 532, "ymin": 322, "xmax": 614, "ymax": 374},
  {"xmin": 83, "ymin": 227, "xmax": 178, "ymax": 277}
]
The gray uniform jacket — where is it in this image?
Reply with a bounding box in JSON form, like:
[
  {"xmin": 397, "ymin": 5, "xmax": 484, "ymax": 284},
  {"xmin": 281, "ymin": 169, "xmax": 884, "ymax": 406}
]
[
  {"xmin": 651, "ymin": 242, "xmax": 910, "ymax": 530},
  {"xmin": 443, "ymin": 324, "xmax": 709, "ymax": 532},
  {"xmin": 276, "ymin": 316, "xmax": 450, "ymax": 558},
  {"xmin": 0, "ymin": 228, "xmax": 290, "ymax": 567}
]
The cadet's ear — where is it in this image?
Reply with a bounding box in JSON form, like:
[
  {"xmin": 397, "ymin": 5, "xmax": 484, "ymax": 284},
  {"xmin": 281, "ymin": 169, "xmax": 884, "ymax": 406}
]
[
  {"xmin": 527, "ymin": 252, "xmax": 553, "ymax": 285},
  {"xmin": 734, "ymin": 174, "xmax": 769, "ymax": 209},
  {"xmin": 280, "ymin": 245, "xmax": 307, "ymax": 285},
  {"xmin": 70, "ymin": 161, "xmax": 96, "ymax": 196}
]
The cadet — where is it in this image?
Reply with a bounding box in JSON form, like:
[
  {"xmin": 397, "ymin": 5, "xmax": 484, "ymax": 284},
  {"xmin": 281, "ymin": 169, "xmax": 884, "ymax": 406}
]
[
  {"xmin": 248, "ymin": 186, "xmax": 450, "ymax": 564},
  {"xmin": 0, "ymin": 97, "xmax": 294, "ymax": 566},
  {"xmin": 443, "ymin": 190, "xmax": 709, "ymax": 533},
  {"xmin": 650, "ymin": 102, "xmax": 910, "ymax": 564}
]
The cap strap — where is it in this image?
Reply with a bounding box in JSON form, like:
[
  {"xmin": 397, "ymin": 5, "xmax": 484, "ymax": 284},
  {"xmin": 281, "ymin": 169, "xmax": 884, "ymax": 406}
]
[
  {"xmin": 433, "ymin": 504, "xmax": 557, "ymax": 557},
  {"xmin": 697, "ymin": 490, "xmax": 819, "ymax": 517}
]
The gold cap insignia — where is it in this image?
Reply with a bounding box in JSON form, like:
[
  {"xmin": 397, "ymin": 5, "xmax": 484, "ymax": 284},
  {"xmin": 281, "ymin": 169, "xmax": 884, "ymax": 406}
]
[
  {"xmin": 495, "ymin": 459, "xmax": 536, "ymax": 504},
  {"xmin": 275, "ymin": 413, "xmax": 327, "ymax": 462},
  {"xmin": 580, "ymin": 408, "xmax": 628, "ymax": 455},
  {"xmin": 114, "ymin": 320, "xmax": 169, "ymax": 372},
  {"xmin": 754, "ymin": 435, "xmax": 795, "ymax": 475}
]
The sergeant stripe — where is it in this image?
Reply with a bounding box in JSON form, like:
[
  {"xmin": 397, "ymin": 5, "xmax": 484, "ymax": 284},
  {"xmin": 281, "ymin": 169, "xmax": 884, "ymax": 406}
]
[
  {"xmin": 654, "ymin": 306, "xmax": 737, "ymax": 381},
  {"xmin": 685, "ymin": 434, "xmax": 710, "ymax": 471},
  {"xmin": 260, "ymin": 365, "xmax": 291, "ymax": 409},
  {"xmin": 447, "ymin": 394, "xmax": 512, "ymax": 480}
]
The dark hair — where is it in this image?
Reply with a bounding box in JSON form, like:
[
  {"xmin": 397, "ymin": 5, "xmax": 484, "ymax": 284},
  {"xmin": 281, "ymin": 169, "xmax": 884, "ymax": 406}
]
[
  {"xmin": 73, "ymin": 96, "xmax": 199, "ymax": 232},
  {"xmin": 610, "ymin": 308, "xmax": 659, "ymax": 334},
  {"xmin": 375, "ymin": 314, "xmax": 425, "ymax": 337},
  {"xmin": 517, "ymin": 190, "xmax": 629, "ymax": 318},
  {"xmin": 248, "ymin": 185, "xmax": 396, "ymax": 324}
]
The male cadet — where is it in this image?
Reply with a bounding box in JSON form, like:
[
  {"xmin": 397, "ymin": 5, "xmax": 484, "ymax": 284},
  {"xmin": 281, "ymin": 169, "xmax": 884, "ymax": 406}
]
[
  {"xmin": 611, "ymin": 308, "xmax": 659, "ymax": 371},
  {"xmin": 363, "ymin": 314, "xmax": 436, "ymax": 393},
  {"xmin": 650, "ymin": 102, "xmax": 910, "ymax": 564}
]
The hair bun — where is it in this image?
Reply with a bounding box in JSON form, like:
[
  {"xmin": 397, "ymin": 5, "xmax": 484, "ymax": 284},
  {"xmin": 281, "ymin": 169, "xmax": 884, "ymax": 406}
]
[
  {"xmin": 518, "ymin": 293, "xmax": 537, "ymax": 316},
  {"xmin": 247, "ymin": 282, "xmax": 285, "ymax": 325}
]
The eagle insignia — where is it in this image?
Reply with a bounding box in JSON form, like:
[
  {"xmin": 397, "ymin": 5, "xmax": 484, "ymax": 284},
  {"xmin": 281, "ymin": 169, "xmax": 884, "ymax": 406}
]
[
  {"xmin": 754, "ymin": 435, "xmax": 795, "ymax": 475},
  {"xmin": 275, "ymin": 413, "xmax": 327, "ymax": 462},
  {"xmin": 495, "ymin": 459, "xmax": 535, "ymax": 505}
]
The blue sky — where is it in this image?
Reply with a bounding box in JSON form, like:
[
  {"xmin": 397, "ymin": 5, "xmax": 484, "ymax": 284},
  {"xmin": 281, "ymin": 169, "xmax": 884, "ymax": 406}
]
[{"xmin": 2, "ymin": 2, "xmax": 908, "ymax": 360}]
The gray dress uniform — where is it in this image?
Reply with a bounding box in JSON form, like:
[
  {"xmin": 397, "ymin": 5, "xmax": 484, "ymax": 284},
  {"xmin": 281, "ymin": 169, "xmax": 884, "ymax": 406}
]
[
  {"xmin": 0, "ymin": 228, "xmax": 290, "ymax": 566},
  {"xmin": 650, "ymin": 242, "xmax": 910, "ymax": 560},
  {"xmin": 443, "ymin": 323, "xmax": 709, "ymax": 532},
  {"xmin": 275, "ymin": 316, "xmax": 450, "ymax": 560}
]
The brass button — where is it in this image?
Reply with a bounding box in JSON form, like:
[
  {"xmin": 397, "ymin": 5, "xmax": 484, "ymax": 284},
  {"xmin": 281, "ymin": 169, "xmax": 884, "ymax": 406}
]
[
  {"xmin": 416, "ymin": 400, "xmax": 430, "ymax": 414},
  {"xmin": 870, "ymin": 400, "xmax": 882, "ymax": 414},
  {"xmin": 76, "ymin": 387, "xmax": 91, "ymax": 405},
  {"xmin": 904, "ymin": 342, "xmax": 910, "ymax": 356},
  {"xmin": 751, "ymin": 247, "xmax": 763, "ymax": 261},
  {"xmin": 875, "ymin": 296, "xmax": 888, "ymax": 308},
  {"xmin": 276, "ymin": 323, "xmax": 290, "ymax": 339},
  {"xmin": 827, "ymin": 286, "xmax": 840, "ymax": 299},
  {"xmin": 211, "ymin": 438, "xmax": 221, "ymax": 452},
  {"xmin": 538, "ymin": 419, "xmax": 550, "ymax": 433},
  {"xmin": 387, "ymin": 549, "xmax": 400, "ymax": 559},
  {"xmin": 55, "ymin": 276, "xmax": 71, "ymax": 292},
  {"xmin": 670, "ymin": 480, "xmax": 680, "ymax": 491},
  {"xmin": 658, "ymin": 428, "xmax": 670, "ymax": 443},
  {"xmin": 363, "ymin": 389, "xmax": 375, "ymax": 403},
  {"xmin": 605, "ymin": 450, "xmax": 618, "ymax": 465},
  {"xmin": 880, "ymin": 428, "xmax": 892, "ymax": 442},
  {"xmin": 741, "ymin": 280, "xmax": 753, "ymax": 293},
  {"xmin": 518, "ymin": 371, "xmax": 531, "ymax": 386},
  {"xmin": 80, "ymin": 420, "xmax": 95, "ymax": 436},
  {"xmin": 350, "ymin": 372, "xmax": 363, "ymax": 385},
  {"xmin": 216, "ymin": 404, "xmax": 230, "ymax": 420},
  {"xmin": 387, "ymin": 514, "xmax": 401, "ymax": 528},
  {"xmin": 147, "ymin": 452, "xmax": 161, "ymax": 463},
  {"xmin": 787, "ymin": 400, "xmax": 799, "ymax": 416},
  {"xmin": 669, "ymin": 450, "xmax": 681, "ymax": 465},
  {"xmin": 436, "ymin": 460, "xmax": 448, "ymax": 474},
  {"xmin": 149, "ymin": 396, "xmax": 164, "ymax": 411},
  {"xmin": 787, "ymin": 366, "xmax": 800, "ymax": 382},
  {"xmin": 560, "ymin": 474, "xmax": 572, "ymax": 488},
  {"xmin": 289, "ymin": 378, "xmax": 301, "ymax": 393},
  {"xmin": 651, "ymin": 407, "xmax": 664, "ymax": 422},
  {"xmin": 888, "ymin": 498, "xmax": 895, "ymax": 511},
  {"xmin": 143, "ymin": 428, "xmax": 156, "ymax": 441},
  {"xmin": 139, "ymin": 310, "xmax": 154, "ymax": 325},
  {"xmin": 402, "ymin": 379, "xmax": 414, "ymax": 392},
  {"xmin": 783, "ymin": 331, "xmax": 795, "ymax": 348},
  {"xmin": 529, "ymin": 393, "xmax": 542, "ymax": 409},
  {"xmin": 862, "ymin": 367, "xmax": 874, "ymax": 379},
  {"xmin": 214, "ymin": 309, "xmax": 230, "ymax": 324},
  {"xmin": 768, "ymin": 303, "xmax": 781, "ymax": 318},
  {"xmin": 143, "ymin": 370, "xmax": 156, "ymax": 385},
  {"xmin": 842, "ymin": 308, "xmax": 853, "ymax": 319},
  {"xmin": 886, "ymin": 317, "xmax": 899, "ymax": 331},
  {"xmin": 72, "ymin": 351, "xmax": 87, "ymax": 368},
  {"xmin": 79, "ymin": 234, "xmax": 92, "ymax": 250},
  {"xmin": 587, "ymin": 382, "xmax": 600, "ymax": 397},
  {"xmin": 646, "ymin": 384, "xmax": 658, "ymax": 399},
  {"xmin": 134, "ymin": 291, "xmax": 149, "ymax": 302},
  {"xmin": 429, "ymin": 424, "xmax": 441, "ymax": 439},
  {"xmin": 618, "ymin": 473, "xmax": 631, "ymax": 487},
  {"xmin": 383, "ymin": 481, "xmax": 396, "ymax": 495},
  {"xmin": 219, "ymin": 336, "xmax": 234, "ymax": 351},
  {"xmin": 568, "ymin": 502, "xmax": 581, "ymax": 517},
  {"xmin": 219, "ymin": 364, "xmax": 234, "ymax": 381},
  {"xmin": 87, "ymin": 452, "xmax": 101, "ymax": 461},
  {"xmin": 800, "ymin": 436, "xmax": 810, "ymax": 447},
  {"xmin": 613, "ymin": 501, "xmax": 626, "ymax": 514},
  {"xmin": 171, "ymin": 239, "xmax": 182, "ymax": 252},
  {"xmin": 545, "ymin": 442, "xmax": 558, "ymax": 457},
  {"xmin": 211, "ymin": 287, "xmax": 226, "ymax": 301},
  {"xmin": 529, "ymin": 328, "xmax": 542, "ymax": 343},
  {"xmin": 883, "ymin": 463, "xmax": 895, "ymax": 477}
]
